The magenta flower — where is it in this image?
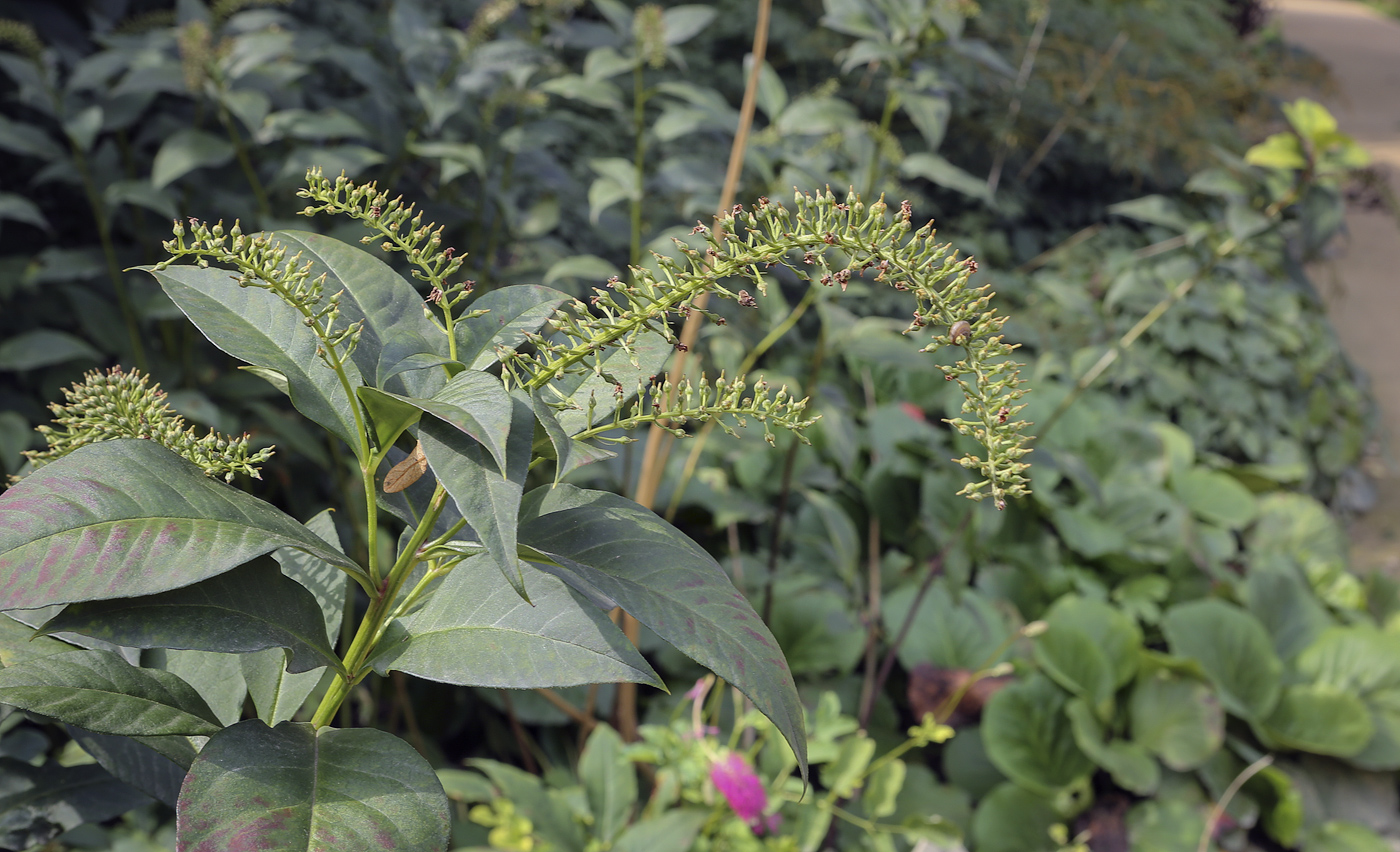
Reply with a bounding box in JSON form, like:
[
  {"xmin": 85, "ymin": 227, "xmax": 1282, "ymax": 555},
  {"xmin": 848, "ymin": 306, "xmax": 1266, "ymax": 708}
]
[{"xmin": 710, "ymin": 753, "xmax": 779, "ymax": 834}]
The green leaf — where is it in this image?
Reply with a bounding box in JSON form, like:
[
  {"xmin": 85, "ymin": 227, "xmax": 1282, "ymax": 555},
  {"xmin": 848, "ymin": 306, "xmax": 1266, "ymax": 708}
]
[
  {"xmin": 1162, "ymin": 599, "xmax": 1281, "ymax": 720},
  {"xmin": 454, "ymin": 285, "xmax": 571, "ymax": 370},
  {"xmin": 901, "ymin": 152, "xmax": 993, "ymax": 204},
  {"xmin": 371, "ymin": 371, "xmax": 514, "ymax": 475},
  {"xmin": 1245, "ymin": 133, "xmax": 1308, "ymax": 170},
  {"xmin": 436, "ymin": 769, "xmax": 494, "ymax": 803},
  {"xmin": 1107, "ymin": 194, "xmax": 1192, "ymax": 231},
  {"xmin": 275, "ymin": 510, "xmax": 349, "ymax": 644},
  {"xmin": 0, "ymin": 114, "xmax": 59, "ymax": 159},
  {"xmin": 1296, "ymin": 625, "xmax": 1400, "ymax": 769},
  {"xmin": 1247, "ymin": 494, "xmax": 1358, "ymax": 613},
  {"xmin": 420, "ymin": 397, "xmax": 533, "ymax": 602},
  {"xmin": 38, "ymin": 559, "xmax": 343, "ymax": 674},
  {"xmin": 882, "ymin": 580, "xmax": 1011, "ymax": 671},
  {"xmin": 0, "ymin": 440, "xmax": 363, "ymax": 610},
  {"xmin": 661, "ymin": 5, "xmax": 716, "ymax": 44},
  {"xmin": 518, "ymin": 484, "xmax": 807, "ymax": 778},
  {"xmin": 527, "ymin": 389, "xmax": 616, "ymax": 484},
  {"xmin": 1171, "ymin": 468, "xmax": 1257, "ymax": 528},
  {"xmin": 1033, "ymin": 595, "xmax": 1141, "ymax": 715},
  {"xmin": 241, "ymin": 649, "xmax": 326, "ymax": 726},
  {"xmin": 0, "ymin": 192, "xmax": 48, "ymax": 230},
  {"xmin": 579, "ymin": 723, "xmax": 637, "ymax": 845},
  {"xmin": 176, "ymin": 721, "xmax": 449, "ymax": 852},
  {"xmin": 0, "ymin": 650, "xmax": 221, "ymax": 736},
  {"xmin": 1302, "ymin": 820, "xmax": 1392, "ymax": 852},
  {"xmin": 145, "ymin": 263, "xmax": 363, "ymax": 448},
  {"xmin": 1065, "ymin": 698, "xmax": 1159, "ymax": 795},
  {"xmin": 104, "ymin": 180, "xmax": 178, "ymax": 220},
  {"xmin": 0, "ymin": 329, "xmax": 100, "ymax": 371},
  {"xmin": 1129, "ymin": 671, "xmax": 1223, "ymax": 770},
  {"xmin": 151, "ymin": 128, "xmax": 236, "ymax": 189},
  {"xmin": 0, "ymin": 758, "xmax": 152, "ymax": 851},
  {"xmin": 1125, "ymin": 798, "xmax": 1208, "ymax": 852},
  {"xmin": 822, "ymin": 733, "xmax": 876, "ymax": 798},
  {"xmin": 543, "ymin": 254, "xmax": 623, "ymax": 286},
  {"xmin": 1258, "ymin": 683, "xmax": 1373, "ymax": 757},
  {"xmin": 369, "ymin": 555, "xmax": 660, "ymax": 688},
  {"xmin": 356, "ymin": 386, "xmax": 424, "ymax": 453},
  {"xmin": 981, "ymin": 674, "xmax": 1094, "ymax": 795},
  {"xmin": 863, "ymin": 758, "xmax": 905, "ymax": 819},
  {"xmin": 613, "ymin": 809, "xmax": 709, "ymax": 852},
  {"xmin": 268, "ymin": 231, "xmax": 447, "ymax": 398},
  {"xmin": 969, "ymin": 782, "xmax": 1059, "ymax": 852},
  {"xmin": 1283, "ymin": 98, "xmax": 1338, "ymax": 143},
  {"xmin": 0, "ymin": 613, "xmax": 71, "ymax": 667},
  {"xmin": 156, "ymin": 648, "xmax": 246, "ymax": 727},
  {"xmin": 468, "ymin": 759, "xmax": 586, "ymax": 852},
  {"xmin": 64, "ymin": 105, "xmax": 102, "ymax": 152},
  {"xmin": 1244, "ymin": 566, "xmax": 1334, "ymax": 662},
  {"xmin": 65, "ymin": 726, "xmax": 194, "ymax": 806}
]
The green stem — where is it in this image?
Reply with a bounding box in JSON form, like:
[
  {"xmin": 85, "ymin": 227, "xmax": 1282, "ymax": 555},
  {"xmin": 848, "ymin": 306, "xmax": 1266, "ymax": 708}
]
[
  {"xmin": 311, "ymin": 486, "xmax": 450, "ymax": 728},
  {"xmin": 863, "ymin": 85, "xmax": 900, "ymax": 198},
  {"xmin": 73, "ymin": 145, "xmax": 148, "ymax": 371},
  {"xmin": 217, "ymin": 104, "xmax": 270, "ymax": 219},
  {"xmin": 630, "ymin": 64, "xmax": 649, "ymax": 270}
]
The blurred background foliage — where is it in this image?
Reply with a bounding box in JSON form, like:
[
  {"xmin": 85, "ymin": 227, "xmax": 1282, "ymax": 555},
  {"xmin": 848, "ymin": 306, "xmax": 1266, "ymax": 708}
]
[{"xmin": 1, "ymin": 0, "xmax": 1396, "ymax": 850}]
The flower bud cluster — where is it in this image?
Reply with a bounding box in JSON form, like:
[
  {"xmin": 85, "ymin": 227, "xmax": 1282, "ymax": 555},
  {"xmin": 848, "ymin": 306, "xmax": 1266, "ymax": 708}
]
[
  {"xmin": 567, "ymin": 372, "xmax": 818, "ymax": 446},
  {"xmin": 296, "ymin": 168, "xmax": 472, "ymax": 313},
  {"xmin": 713, "ymin": 188, "xmax": 1031, "ymax": 507},
  {"xmin": 22, "ymin": 367, "xmax": 273, "ymax": 482}
]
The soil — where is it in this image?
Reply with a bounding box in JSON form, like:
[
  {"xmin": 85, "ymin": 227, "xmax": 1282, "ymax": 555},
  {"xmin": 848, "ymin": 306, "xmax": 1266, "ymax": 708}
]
[{"xmin": 1274, "ymin": 0, "xmax": 1400, "ymax": 576}]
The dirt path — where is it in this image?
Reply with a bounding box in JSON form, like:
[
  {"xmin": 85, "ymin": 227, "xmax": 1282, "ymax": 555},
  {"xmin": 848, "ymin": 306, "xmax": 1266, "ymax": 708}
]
[{"xmin": 1273, "ymin": 0, "xmax": 1400, "ymax": 575}]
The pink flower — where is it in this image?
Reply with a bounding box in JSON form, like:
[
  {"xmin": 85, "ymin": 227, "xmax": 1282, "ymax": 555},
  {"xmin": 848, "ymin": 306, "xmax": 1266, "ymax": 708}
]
[{"xmin": 710, "ymin": 753, "xmax": 779, "ymax": 834}]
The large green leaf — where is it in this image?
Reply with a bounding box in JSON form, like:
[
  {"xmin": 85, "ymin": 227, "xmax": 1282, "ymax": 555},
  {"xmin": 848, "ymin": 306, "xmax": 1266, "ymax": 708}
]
[
  {"xmin": 1162, "ymin": 599, "xmax": 1281, "ymax": 721},
  {"xmin": 369, "ymin": 371, "xmax": 514, "ymax": 475},
  {"xmin": 0, "ymin": 650, "xmax": 221, "ymax": 736},
  {"xmin": 1065, "ymin": 698, "xmax": 1159, "ymax": 795},
  {"xmin": 517, "ymin": 484, "xmax": 807, "ymax": 777},
  {"xmin": 420, "ymin": 395, "xmax": 534, "ymax": 601},
  {"xmin": 1130, "ymin": 671, "xmax": 1224, "ymax": 770},
  {"xmin": 155, "ymin": 648, "xmax": 247, "ymax": 727},
  {"xmin": 1033, "ymin": 595, "xmax": 1142, "ymax": 718},
  {"xmin": 0, "ymin": 612, "xmax": 70, "ymax": 667},
  {"xmin": 274, "ymin": 510, "xmax": 349, "ymax": 644},
  {"xmin": 151, "ymin": 128, "xmax": 235, "ymax": 189},
  {"xmin": 1258, "ymin": 683, "xmax": 1373, "ymax": 757},
  {"xmin": 881, "ymin": 580, "xmax": 1011, "ymax": 671},
  {"xmin": 0, "ymin": 758, "xmax": 152, "ymax": 851},
  {"xmin": 144, "ymin": 263, "xmax": 363, "ymax": 448},
  {"xmin": 968, "ymin": 782, "xmax": 1059, "ymax": 852},
  {"xmin": 0, "ymin": 440, "xmax": 364, "ymax": 610},
  {"xmin": 37, "ymin": 560, "xmax": 343, "ymax": 673},
  {"xmin": 241, "ymin": 649, "xmax": 327, "ymax": 726},
  {"xmin": 1245, "ymin": 565, "xmax": 1334, "ymax": 662},
  {"xmin": 579, "ymin": 723, "xmax": 637, "ymax": 845},
  {"xmin": 527, "ymin": 388, "xmax": 616, "ymax": 484},
  {"xmin": 269, "ymin": 231, "xmax": 449, "ymax": 398},
  {"xmin": 454, "ymin": 284, "xmax": 572, "ymax": 370},
  {"xmin": 1297, "ymin": 626, "xmax": 1400, "ymax": 770},
  {"xmin": 370, "ymin": 555, "xmax": 660, "ymax": 688},
  {"xmin": 981, "ymin": 674, "xmax": 1094, "ymax": 794},
  {"xmin": 65, "ymin": 725, "xmax": 195, "ymax": 806},
  {"xmin": 1170, "ymin": 468, "xmax": 1257, "ymax": 528},
  {"xmin": 176, "ymin": 721, "xmax": 449, "ymax": 852}
]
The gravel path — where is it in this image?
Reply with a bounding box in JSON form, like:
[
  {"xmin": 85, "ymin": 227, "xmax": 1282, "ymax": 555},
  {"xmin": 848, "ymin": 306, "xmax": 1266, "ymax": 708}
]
[{"xmin": 1274, "ymin": 0, "xmax": 1400, "ymax": 573}]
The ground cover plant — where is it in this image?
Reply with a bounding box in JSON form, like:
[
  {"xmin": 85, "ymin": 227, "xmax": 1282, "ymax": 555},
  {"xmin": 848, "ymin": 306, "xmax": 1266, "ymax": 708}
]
[{"xmin": 2, "ymin": 1, "xmax": 1398, "ymax": 851}]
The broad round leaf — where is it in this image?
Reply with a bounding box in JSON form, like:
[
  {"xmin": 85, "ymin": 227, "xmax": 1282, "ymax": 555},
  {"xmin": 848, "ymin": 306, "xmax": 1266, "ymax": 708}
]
[
  {"xmin": 0, "ymin": 650, "xmax": 221, "ymax": 736},
  {"xmin": 0, "ymin": 440, "xmax": 363, "ymax": 610},
  {"xmin": 981, "ymin": 675, "xmax": 1094, "ymax": 795},
  {"xmin": 1171, "ymin": 468, "xmax": 1257, "ymax": 528},
  {"xmin": 969, "ymin": 782, "xmax": 1059, "ymax": 852},
  {"xmin": 518, "ymin": 484, "xmax": 807, "ymax": 778},
  {"xmin": 1297, "ymin": 626, "xmax": 1400, "ymax": 770},
  {"xmin": 1065, "ymin": 698, "xmax": 1160, "ymax": 795},
  {"xmin": 370, "ymin": 556, "xmax": 661, "ymax": 688},
  {"xmin": 881, "ymin": 580, "xmax": 1011, "ymax": 671},
  {"xmin": 177, "ymin": 721, "xmax": 449, "ymax": 852},
  {"xmin": 1161, "ymin": 599, "xmax": 1281, "ymax": 721},
  {"xmin": 1130, "ymin": 671, "xmax": 1224, "ymax": 770},
  {"xmin": 38, "ymin": 560, "xmax": 343, "ymax": 674},
  {"xmin": 1259, "ymin": 684, "xmax": 1374, "ymax": 758}
]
